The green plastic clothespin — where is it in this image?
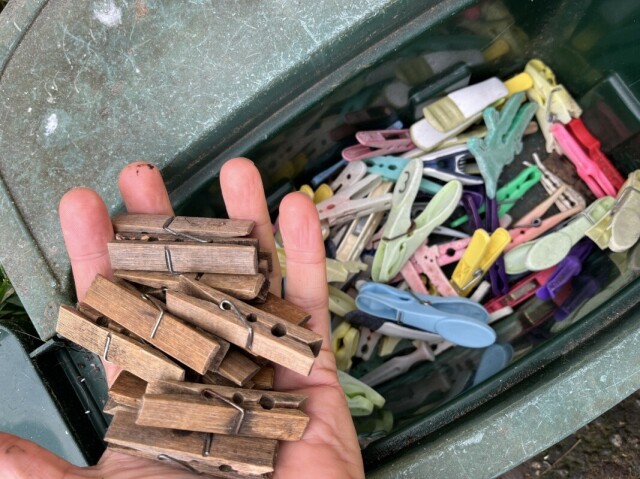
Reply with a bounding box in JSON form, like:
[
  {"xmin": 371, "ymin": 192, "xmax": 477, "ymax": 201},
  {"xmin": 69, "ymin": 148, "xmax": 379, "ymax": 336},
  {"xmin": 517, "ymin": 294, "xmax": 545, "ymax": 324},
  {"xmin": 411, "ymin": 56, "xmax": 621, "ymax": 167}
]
[
  {"xmin": 372, "ymin": 159, "xmax": 462, "ymax": 282},
  {"xmin": 366, "ymin": 156, "xmax": 442, "ymax": 195},
  {"xmin": 468, "ymin": 92, "xmax": 539, "ymax": 199},
  {"xmin": 337, "ymin": 370, "xmax": 386, "ymax": 417},
  {"xmin": 505, "ymin": 196, "xmax": 616, "ymax": 274},
  {"xmin": 450, "ymin": 165, "xmax": 542, "ymax": 228}
]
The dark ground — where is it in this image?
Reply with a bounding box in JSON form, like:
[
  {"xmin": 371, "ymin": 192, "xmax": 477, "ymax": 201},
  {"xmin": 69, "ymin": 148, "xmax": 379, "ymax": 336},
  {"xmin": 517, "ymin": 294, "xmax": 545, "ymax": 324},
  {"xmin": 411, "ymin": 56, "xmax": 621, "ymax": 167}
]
[{"xmin": 503, "ymin": 390, "xmax": 640, "ymax": 479}]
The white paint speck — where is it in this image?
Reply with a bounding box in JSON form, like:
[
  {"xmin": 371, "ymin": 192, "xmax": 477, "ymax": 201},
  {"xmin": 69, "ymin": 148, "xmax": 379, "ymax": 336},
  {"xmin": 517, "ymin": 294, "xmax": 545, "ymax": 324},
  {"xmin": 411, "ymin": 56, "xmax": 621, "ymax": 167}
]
[
  {"xmin": 44, "ymin": 114, "xmax": 58, "ymax": 136},
  {"xmin": 459, "ymin": 431, "xmax": 484, "ymax": 447},
  {"xmin": 94, "ymin": 0, "xmax": 122, "ymax": 28},
  {"xmin": 27, "ymin": 107, "xmax": 32, "ymax": 113}
]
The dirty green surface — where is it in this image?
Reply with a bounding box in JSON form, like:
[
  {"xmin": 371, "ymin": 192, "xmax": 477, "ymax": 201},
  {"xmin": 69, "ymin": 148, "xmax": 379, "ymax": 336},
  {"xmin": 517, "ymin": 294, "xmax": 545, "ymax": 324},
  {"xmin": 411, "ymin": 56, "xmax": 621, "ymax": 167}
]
[{"xmin": 0, "ymin": 0, "xmax": 470, "ymax": 339}]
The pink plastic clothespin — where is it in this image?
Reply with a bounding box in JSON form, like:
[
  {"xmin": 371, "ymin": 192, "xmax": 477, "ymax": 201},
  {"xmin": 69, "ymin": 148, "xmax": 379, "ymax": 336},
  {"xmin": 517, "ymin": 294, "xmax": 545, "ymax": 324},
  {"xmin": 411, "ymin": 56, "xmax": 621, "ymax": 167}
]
[
  {"xmin": 483, "ymin": 268, "xmax": 555, "ymax": 313},
  {"xmin": 401, "ymin": 237, "xmax": 471, "ymax": 297},
  {"xmin": 566, "ymin": 118, "xmax": 625, "ymax": 191},
  {"xmin": 506, "ymin": 185, "xmax": 586, "ymax": 251},
  {"xmin": 342, "ymin": 129, "xmax": 415, "ymax": 161},
  {"xmin": 550, "ymin": 122, "xmax": 618, "ymax": 198}
]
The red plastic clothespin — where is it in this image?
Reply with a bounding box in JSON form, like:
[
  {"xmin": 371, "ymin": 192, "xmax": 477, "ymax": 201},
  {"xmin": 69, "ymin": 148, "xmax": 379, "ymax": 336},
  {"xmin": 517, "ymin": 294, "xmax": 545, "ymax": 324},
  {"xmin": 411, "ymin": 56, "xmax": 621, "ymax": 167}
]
[
  {"xmin": 342, "ymin": 129, "xmax": 415, "ymax": 161},
  {"xmin": 566, "ymin": 118, "xmax": 625, "ymax": 191},
  {"xmin": 483, "ymin": 268, "xmax": 555, "ymax": 313},
  {"xmin": 551, "ymin": 122, "xmax": 618, "ymax": 198}
]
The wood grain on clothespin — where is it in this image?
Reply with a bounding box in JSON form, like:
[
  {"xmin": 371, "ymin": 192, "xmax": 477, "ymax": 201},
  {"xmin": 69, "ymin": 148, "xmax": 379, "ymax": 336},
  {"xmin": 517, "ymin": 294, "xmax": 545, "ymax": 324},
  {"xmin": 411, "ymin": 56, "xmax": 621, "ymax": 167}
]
[
  {"xmin": 56, "ymin": 306, "xmax": 184, "ymax": 382},
  {"xmin": 105, "ymin": 410, "xmax": 277, "ymax": 477},
  {"xmin": 251, "ymin": 292, "xmax": 311, "ymax": 326},
  {"xmin": 216, "ymin": 348, "xmax": 261, "ymax": 387},
  {"xmin": 145, "ymin": 380, "xmax": 307, "ymax": 409},
  {"xmin": 251, "ymin": 366, "xmax": 275, "ymax": 390},
  {"xmin": 113, "ymin": 214, "xmax": 254, "ymax": 239},
  {"xmin": 108, "ymin": 241, "xmax": 259, "ymax": 275},
  {"xmin": 83, "ymin": 275, "xmax": 229, "ymax": 374},
  {"xmin": 179, "ymin": 277, "xmax": 322, "ymax": 356},
  {"xmin": 110, "ymin": 371, "xmax": 147, "ymax": 409},
  {"xmin": 136, "ymin": 393, "xmax": 309, "ymax": 441}
]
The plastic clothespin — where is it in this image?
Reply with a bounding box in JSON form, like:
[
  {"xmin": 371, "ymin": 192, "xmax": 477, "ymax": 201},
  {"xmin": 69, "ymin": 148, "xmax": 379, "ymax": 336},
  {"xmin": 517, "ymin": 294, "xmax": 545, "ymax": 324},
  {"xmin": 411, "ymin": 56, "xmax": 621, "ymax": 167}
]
[
  {"xmin": 408, "ymin": 62, "xmax": 472, "ymax": 120},
  {"xmin": 417, "ymin": 144, "xmax": 484, "ymax": 185},
  {"xmin": 468, "ymin": 92, "xmax": 538, "ymax": 198},
  {"xmin": 402, "ymin": 237, "xmax": 471, "ymax": 297},
  {"xmin": 586, "ymin": 170, "xmax": 640, "ymax": 252},
  {"xmin": 328, "ymin": 285, "xmax": 357, "ymax": 317},
  {"xmin": 450, "ymin": 165, "xmax": 541, "ymax": 228},
  {"xmin": 471, "ymin": 343, "xmax": 514, "ymax": 387},
  {"xmin": 504, "ymin": 196, "xmax": 616, "ymax": 274},
  {"xmin": 372, "ymin": 159, "xmax": 462, "ymax": 282},
  {"xmin": 332, "ymin": 321, "xmax": 360, "ymax": 371},
  {"xmin": 358, "ymin": 341, "xmax": 435, "ymax": 387},
  {"xmin": 524, "ymin": 59, "xmax": 582, "ymax": 153},
  {"xmin": 354, "ymin": 326, "xmax": 381, "ymax": 361},
  {"xmin": 554, "ymin": 273, "xmax": 602, "ymax": 322},
  {"xmin": 337, "ymin": 370, "xmax": 386, "ymax": 416},
  {"xmin": 342, "ymin": 129, "xmax": 415, "ymax": 161},
  {"xmin": 609, "ymin": 171, "xmax": 640, "ymax": 252},
  {"xmin": 311, "ymin": 159, "xmax": 347, "ymax": 188},
  {"xmin": 483, "ymin": 268, "xmax": 555, "ymax": 313},
  {"xmin": 356, "ymin": 282, "xmax": 495, "ymax": 348},
  {"xmin": 506, "ymin": 185, "xmax": 587, "ymax": 251},
  {"xmin": 450, "ymin": 228, "xmax": 512, "ymax": 297},
  {"xmin": 526, "ymin": 153, "xmax": 585, "ymax": 212},
  {"xmin": 317, "ymin": 174, "xmax": 393, "ymax": 227},
  {"xmin": 567, "ymin": 119, "xmax": 625, "ymax": 191},
  {"xmin": 410, "ymin": 77, "xmax": 509, "ymax": 152},
  {"xmin": 344, "ymin": 309, "xmax": 444, "ymax": 343},
  {"xmin": 536, "ymin": 239, "xmax": 593, "ymax": 301},
  {"xmin": 365, "ymin": 156, "xmax": 442, "ymax": 195},
  {"xmin": 329, "ymin": 160, "xmax": 368, "ymax": 192},
  {"xmin": 551, "ymin": 122, "xmax": 617, "ymax": 198},
  {"xmin": 299, "ymin": 183, "xmax": 333, "ymax": 204}
]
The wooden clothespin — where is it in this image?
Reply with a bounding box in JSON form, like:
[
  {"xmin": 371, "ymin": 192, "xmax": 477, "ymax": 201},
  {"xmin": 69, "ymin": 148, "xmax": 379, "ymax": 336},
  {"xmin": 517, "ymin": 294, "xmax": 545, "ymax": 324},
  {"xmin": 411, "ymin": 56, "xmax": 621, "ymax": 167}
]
[
  {"xmin": 83, "ymin": 275, "xmax": 229, "ymax": 374},
  {"xmin": 105, "ymin": 410, "xmax": 277, "ymax": 477},
  {"xmin": 108, "ymin": 240, "xmax": 259, "ymax": 275},
  {"xmin": 216, "ymin": 348, "xmax": 261, "ymax": 387},
  {"xmin": 136, "ymin": 387, "xmax": 309, "ymax": 441},
  {"xmin": 56, "ymin": 305, "xmax": 185, "ymax": 382},
  {"xmin": 114, "ymin": 270, "xmax": 268, "ymax": 302},
  {"xmin": 109, "ymin": 371, "xmax": 147, "ymax": 411},
  {"xmin": 166, "ymin": 277, "xmax": 322, "ymax": 376},
  {"xmin": 251, "ymin": 292, "xmax": 311, "ymax": 327},
  {"xmin": 251, "ymin": 365, "xmax": 275, "ymax": 390},
  {"xmin": 113, "ymin": 214, "xmax": 254, "ymax": 240}
]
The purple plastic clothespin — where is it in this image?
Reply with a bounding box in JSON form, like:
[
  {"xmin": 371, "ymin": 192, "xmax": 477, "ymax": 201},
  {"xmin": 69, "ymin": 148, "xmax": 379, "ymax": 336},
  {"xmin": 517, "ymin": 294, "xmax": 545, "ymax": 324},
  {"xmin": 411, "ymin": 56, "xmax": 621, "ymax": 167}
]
[
  {"xmin": 461, "ymin": 190, "xmax": 484, "ymax": 231},
  {"xmin": 485, "ymin": 195, "xmax": 510, "ymax": 296},
  {"xmin": 537, "ymin": 238, "xmax": 594, "ymax": 301},
  {"xmin": 554, "ymin": 273, "xmax": 601, "ymax": 321}
]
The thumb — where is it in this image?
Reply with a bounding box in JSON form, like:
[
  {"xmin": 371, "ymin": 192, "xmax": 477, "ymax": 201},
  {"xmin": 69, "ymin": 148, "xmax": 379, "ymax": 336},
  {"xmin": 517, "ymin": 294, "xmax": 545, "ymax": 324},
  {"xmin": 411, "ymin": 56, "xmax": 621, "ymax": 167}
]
[{"xmin": 0, "ymin": 432, "xmax": 80, "ymax": 479}]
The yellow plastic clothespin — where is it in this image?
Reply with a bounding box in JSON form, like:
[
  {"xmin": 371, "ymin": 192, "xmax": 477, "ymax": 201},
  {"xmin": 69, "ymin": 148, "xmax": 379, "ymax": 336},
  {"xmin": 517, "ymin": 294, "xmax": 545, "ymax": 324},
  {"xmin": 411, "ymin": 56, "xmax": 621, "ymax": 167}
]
[
  {"xmin": 451, "ymin": 228, "xmax": 512, "ymax": 297},
  {"xmin": 525, "ymin": 59, "xmax": 582, "ymax": 153},
  {"xmin": 326, "ymin": 258, "xmax": 368, "ymax": 283},
  {"xmin": 299, "ymin": 184, "xmax": 333, "ymax": 204},
  {"xmin": 332, "ymin": 321, "xmax": 360, "ymax": 371},
  {"xmin": 328, "ymin": 285, "xmax": 357, "ymax": 317}
]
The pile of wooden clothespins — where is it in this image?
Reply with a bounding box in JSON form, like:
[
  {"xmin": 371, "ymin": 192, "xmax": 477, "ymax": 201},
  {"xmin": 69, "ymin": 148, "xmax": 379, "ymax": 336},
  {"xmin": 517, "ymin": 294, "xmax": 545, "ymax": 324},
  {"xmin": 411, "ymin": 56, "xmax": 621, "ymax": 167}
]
[
  {"xmin": 56, "ymin": 214, "xmax": 322, "ymax": 478},
  {"xmin": 292, "ymin": 58, "xmax": 640, "ymax": 428}
]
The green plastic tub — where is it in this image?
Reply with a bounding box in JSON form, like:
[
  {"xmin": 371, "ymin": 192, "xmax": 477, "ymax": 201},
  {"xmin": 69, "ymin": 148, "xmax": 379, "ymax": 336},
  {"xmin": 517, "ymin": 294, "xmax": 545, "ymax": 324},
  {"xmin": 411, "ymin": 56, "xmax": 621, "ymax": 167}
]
[{"xmin": 1, "ymin": 0, "xmax": 639, "ymax": 476}]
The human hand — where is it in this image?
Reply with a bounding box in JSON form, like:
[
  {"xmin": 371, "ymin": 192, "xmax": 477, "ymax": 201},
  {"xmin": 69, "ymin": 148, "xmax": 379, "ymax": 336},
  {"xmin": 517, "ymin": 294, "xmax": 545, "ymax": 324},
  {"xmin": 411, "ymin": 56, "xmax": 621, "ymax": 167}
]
[{"xmin": 0, "ymin": 158, "xmax": 364, "ymax": 479}]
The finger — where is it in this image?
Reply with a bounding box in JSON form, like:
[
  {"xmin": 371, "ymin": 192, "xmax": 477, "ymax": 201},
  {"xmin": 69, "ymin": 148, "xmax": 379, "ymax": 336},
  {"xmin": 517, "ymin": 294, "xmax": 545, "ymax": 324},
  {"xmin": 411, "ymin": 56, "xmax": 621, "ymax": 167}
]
[
  {"xmin": 118, "ymin": 161, "xmax": 173, "ymax": 215},
  {"xmin": 59, "ymin": 188, "xmax": 114, "ymax": 303},
  {"xmin": 0, "ymin": 432, "xmax": 79, "ymax": 478},
  {"xmin": 279, "ymin": 192, "xmax": 329, "ymax": 344},
  {"xmin": 220, "ymin": 158, "xmax": 282, "ymax": 295}
]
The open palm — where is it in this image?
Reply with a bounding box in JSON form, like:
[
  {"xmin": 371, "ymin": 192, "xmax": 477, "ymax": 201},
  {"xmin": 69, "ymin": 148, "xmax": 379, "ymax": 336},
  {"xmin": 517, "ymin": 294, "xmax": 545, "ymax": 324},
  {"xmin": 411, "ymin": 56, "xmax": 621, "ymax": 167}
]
[{"xmin": 0, "ymin": 158, "xmax": 363, "ymax": 479}]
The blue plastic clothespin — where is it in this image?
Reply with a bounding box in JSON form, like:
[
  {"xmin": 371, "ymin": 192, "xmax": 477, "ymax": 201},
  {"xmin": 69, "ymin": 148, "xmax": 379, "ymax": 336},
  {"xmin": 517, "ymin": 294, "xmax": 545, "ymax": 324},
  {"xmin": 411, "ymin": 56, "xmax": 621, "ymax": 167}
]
[{"xmin": 355, "ymin": 282, "xmax": 496, "ymax": 348}]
